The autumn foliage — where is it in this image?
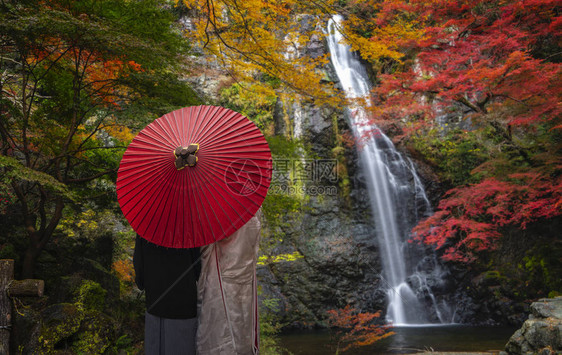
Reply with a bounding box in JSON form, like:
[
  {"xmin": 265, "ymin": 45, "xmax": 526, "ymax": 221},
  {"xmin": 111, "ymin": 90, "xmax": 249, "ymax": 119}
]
[
  {"xmin": 0, "ymin": 0, "xmax": 197, "ymax": 277},
  {"xmin": 179, "ymin": 0, "xmax": 342, "ymax": 106},
  {"xmin": 369, "ymin": 0, "xmax": 562, "ymax": 127},
  {"xmin": 339, "ymin": 0, "xmax": 562, "ymax": 262},
  {"xmin": 176, "ymin": 0, "xmax": 561, "ymax": 264},
  {"xmin": 412, "ymin": 167, "xmax": 562, "ymax": 262},
  {"xmin": 327, "ymin": 305, "xmax": 393, "ymax": 351},
  {"xmin": 113, "ymin": 259, "xmax": 135, "ymax": 283}
]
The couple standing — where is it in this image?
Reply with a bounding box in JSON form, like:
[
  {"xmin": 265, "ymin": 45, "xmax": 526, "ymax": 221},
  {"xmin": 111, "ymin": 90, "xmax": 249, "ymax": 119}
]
[{"xmin": 133, "ymin": 210, "xmax": 262, "ymax": 355}]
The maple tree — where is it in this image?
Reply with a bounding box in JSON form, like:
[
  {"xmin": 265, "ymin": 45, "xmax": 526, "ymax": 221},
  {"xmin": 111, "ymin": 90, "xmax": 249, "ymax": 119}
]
[
  {"xmin": 327, "ymin": 305, "xmax": 393, "ymax": 352},
  {"xmin": 179, "ymin": 0, "xmax": 348, "ymax": 107},
  {"xmin": 340, "ymin": 0, "xmax": 424, "ymax": 64},
  {"xmin": 370, "ymin": 0, "xmax": 561, "ymax": 128},
  {"xmin": 412, "ymin": 166, "xmax": 562, "ymax": 262},
  {"xmin": 0, "ymin": 0, "xmax": 199, "ymax": 277},
  {"xmin": 178, "ymin": 0, "xmax": 426, "ymax": 108}
]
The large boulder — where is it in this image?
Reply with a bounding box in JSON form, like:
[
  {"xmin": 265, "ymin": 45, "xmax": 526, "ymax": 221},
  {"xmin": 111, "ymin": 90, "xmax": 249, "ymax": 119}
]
[
  {"xmin": 16, "ymin": 280, "xmax": 116, "ymax": 354},
  {"xmin": 502, "ymin": 297, "xmax": 562, "ymax": 354}
]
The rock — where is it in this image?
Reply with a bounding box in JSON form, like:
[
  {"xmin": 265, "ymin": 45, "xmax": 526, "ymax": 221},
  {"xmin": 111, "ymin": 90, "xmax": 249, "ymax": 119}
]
[
  {"xmin": 258, "ymin": 185, "xmax": 386, "ymax": 328},
  {"xmin": 75, "ymin": 279, "xmax": 108, "ymax": 312},
  {"xmin": 504, "ymin": 297, "xmax": 562, "ymax": 354},
  {"xmin": 463, "ymin": 220, "xmax": 562, "ymax": 326},
  {"xmin": 37, "ymin": 303, "xmax": 84, "ymax": 352},
  {"xmin": 71, "ymin": 312, "xmax": 114, "ymax": 354},
  {"xmin": 531, "ymin": 298, "xmax": 562, "ymax": 320},
  {"xmin": 252, "ymin": 33, "xmax": 392, "ymax": 326},
  {"xmin": 306, "ymin": 33, "xmax": 324, "ymax": 59},
  {"xmin": 12, "ymin": 305, "xmax": 42, "ymax": 354},
  {"xmin": 71, "ymin": 258, "xmax": 119, "ymax": 302},
  {"xmin": 13, "ymin": 279, "xmax": 116, "ymax": 353}
]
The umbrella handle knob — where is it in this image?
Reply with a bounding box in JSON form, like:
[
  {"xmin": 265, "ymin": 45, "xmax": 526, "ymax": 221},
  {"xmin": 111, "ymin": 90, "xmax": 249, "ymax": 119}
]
[
  {"xmin": 186, "ymin": 154, "xmax": 197, "ymax": 166},
  {"xmin": 174, "ymin": 144, "xmax": 199, "ymax": 170}
]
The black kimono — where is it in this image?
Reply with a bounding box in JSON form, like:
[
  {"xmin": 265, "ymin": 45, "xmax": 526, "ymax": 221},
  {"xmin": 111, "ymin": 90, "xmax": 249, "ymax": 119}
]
[{"xmin": 133, "ymin": 235, "xmax": 201, "ymax": 354}]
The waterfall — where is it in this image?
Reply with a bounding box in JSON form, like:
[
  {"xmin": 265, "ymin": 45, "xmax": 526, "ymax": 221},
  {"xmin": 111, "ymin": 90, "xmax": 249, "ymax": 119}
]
[{"xmin": 326, "ymin": 15, "xmax": 452, "ymax": 325}]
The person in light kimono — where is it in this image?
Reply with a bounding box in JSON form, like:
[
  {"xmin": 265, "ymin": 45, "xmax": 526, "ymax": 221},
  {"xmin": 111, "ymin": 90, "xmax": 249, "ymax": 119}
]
[{"xmin": 197, "ymin": 208, "xmax": 262, "ymax": 355}]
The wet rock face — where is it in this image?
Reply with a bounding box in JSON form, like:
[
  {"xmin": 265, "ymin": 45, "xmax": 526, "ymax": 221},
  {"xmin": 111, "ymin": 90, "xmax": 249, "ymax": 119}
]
[
  {"xmin": 259, "ymin": 194, "xmax": 385, "ymax": 328},
  {"xmin": 502, "ymin": 297, "xmax": 562, "ymax": 355},
  {"xmin": 257, "ymin": 41, "xmax": 388, "ymax": 325},
  {"xmin": 259, "ymin": 96, "xmax": 387, "ymax": 326}
]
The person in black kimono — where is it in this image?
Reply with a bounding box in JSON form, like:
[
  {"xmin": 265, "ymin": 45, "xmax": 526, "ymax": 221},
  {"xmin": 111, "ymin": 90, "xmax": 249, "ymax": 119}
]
[{"xmin": 133, "ymin": 235, "xmax": 201, "ymax": 355}]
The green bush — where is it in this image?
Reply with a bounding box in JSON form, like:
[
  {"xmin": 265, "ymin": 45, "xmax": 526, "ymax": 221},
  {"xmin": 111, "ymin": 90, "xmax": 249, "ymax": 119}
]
[{"xmin": 409, "ymin": 128, "xmax": 488, "ymax": 186}]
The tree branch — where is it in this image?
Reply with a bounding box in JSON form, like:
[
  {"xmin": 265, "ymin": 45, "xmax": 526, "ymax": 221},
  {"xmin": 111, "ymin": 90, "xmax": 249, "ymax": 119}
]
[
  {"xmin": 455, "ymin": 95, "xmax": 485, "ymax": 113},
  {"xmin": 38, "ymin": 196, "xmax": 64, "ymax": 251},
  {"xmin": 65, "ymin": 168, "xmax": 117, "ymax": 183}
]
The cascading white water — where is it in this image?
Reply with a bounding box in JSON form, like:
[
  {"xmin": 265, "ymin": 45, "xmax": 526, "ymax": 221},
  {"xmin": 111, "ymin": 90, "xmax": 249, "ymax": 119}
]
[{"xmin": 326, "ymin": 15, "xmax": 451, "ymax": 325}]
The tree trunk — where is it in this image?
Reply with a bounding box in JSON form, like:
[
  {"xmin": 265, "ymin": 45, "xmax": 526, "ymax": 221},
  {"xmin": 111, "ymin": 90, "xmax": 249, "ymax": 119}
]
[
  {"xmin": 20, "ymin": 247, "xmax": 39, "ymax": 280},
  {"xmin": 21, "ymin": 198, "xmax": 64, "ymax": 279},
  {"xmin": 0, "ymin": 260, "xmax": 14, "ymax": 355}
]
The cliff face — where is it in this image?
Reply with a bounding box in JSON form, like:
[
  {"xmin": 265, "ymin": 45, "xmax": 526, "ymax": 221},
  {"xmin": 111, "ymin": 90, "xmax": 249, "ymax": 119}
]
[
  {"xmin": 259, "ymin": 100, "xmax": 386, "ymax": 327},
  {"xmin": 256, "ymin": 16, "xmax": 388, "ymax": 326}
]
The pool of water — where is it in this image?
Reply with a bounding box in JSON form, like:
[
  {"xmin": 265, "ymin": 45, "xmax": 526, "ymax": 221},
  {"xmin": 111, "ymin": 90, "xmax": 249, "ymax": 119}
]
[{"xmin": 278, "ymin": 325, "xmax": 517, "ymax": 354}]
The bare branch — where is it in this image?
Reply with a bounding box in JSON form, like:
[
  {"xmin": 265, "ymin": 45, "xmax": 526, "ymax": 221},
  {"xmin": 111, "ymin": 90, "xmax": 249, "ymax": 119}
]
[{"xmin": 65, "ymin": 168, "xmax": 117, "ymax": 183}]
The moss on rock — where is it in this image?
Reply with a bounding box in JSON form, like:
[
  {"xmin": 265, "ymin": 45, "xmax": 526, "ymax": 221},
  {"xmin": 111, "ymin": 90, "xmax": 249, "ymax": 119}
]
[
  {"xmin": 34, "ymin": 280, "xmax": 115, "ymax": 353},
  {"xmin": 75, "ymin": 280, "xmax": 107, "ymax": 312},
  {"xmin": 71, "ymin": 313, "xmax": 114, "ymax": 354},
  {"xmin": 38, "ymin": 303, "xmax": 84, "ymax": 353}
]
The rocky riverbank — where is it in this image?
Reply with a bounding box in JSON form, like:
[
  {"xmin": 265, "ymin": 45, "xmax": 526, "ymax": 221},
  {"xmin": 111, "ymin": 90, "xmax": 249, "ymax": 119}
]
[{"xmin": 501, "ymin": 297, "xmax": 562, "ymax": 355}]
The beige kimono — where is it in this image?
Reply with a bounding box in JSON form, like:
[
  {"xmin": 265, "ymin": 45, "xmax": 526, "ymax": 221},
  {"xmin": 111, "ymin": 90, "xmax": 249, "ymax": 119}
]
[{"xmin": 196, "ymin": 210, "xmax": 262, "ymax": 355}]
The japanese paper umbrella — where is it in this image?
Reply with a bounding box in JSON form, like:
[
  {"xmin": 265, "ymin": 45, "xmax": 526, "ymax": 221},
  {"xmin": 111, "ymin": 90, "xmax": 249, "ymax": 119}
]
[{"xmin": 116, "ymin": 105, "xmax": 272, "ymax": 248}]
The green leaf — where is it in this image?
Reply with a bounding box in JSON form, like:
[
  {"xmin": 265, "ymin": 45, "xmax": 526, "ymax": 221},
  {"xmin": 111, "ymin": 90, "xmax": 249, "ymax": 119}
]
[{"xmin": 0, "ymin": 155, "xmax": 75, "ymax": 200}]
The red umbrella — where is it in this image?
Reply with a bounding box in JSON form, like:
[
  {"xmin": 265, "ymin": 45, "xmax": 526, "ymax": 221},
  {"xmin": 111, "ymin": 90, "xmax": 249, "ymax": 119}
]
[{"xmin": 116, "ymin": 105, "xmax": 272, "ymax": 248}]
